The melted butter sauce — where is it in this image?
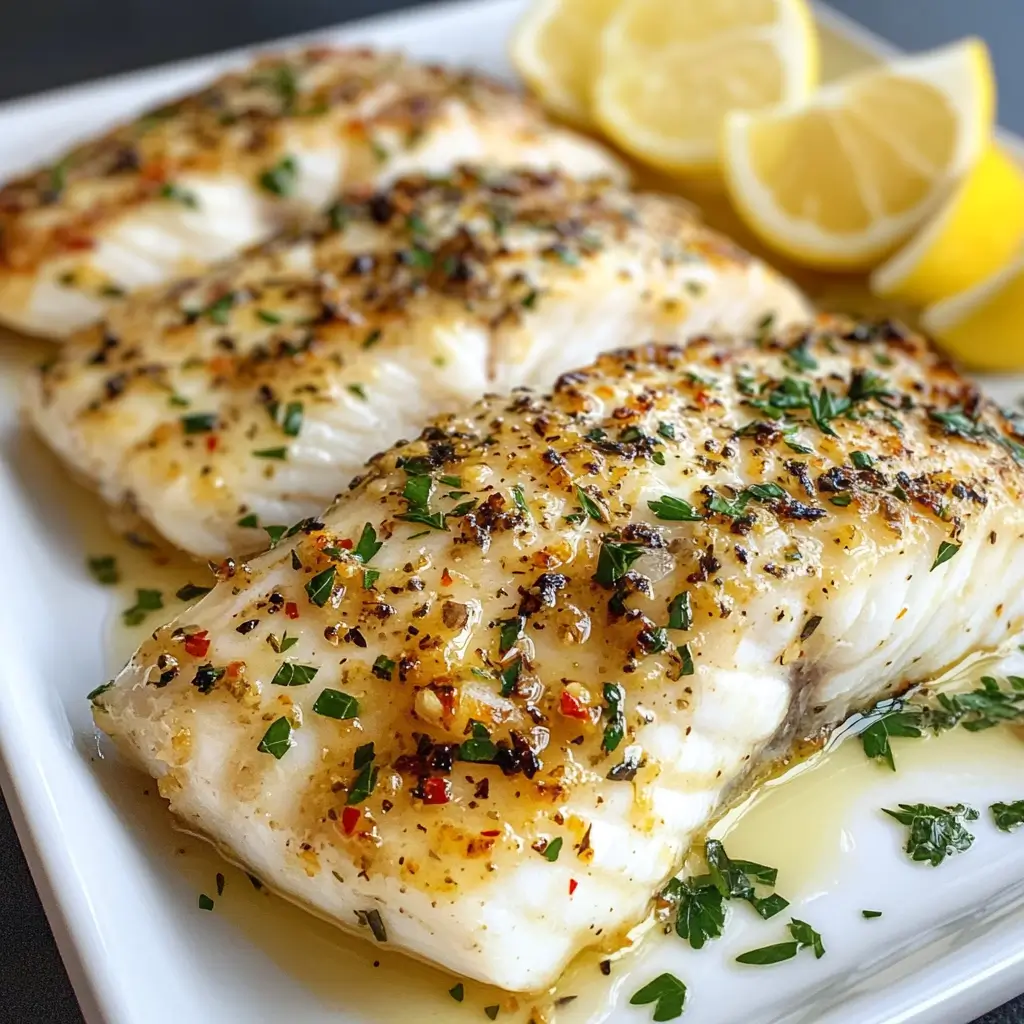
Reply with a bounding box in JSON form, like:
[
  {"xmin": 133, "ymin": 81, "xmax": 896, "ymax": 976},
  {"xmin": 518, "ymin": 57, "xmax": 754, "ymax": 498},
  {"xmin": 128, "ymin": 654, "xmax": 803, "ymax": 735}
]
[{"xmin": 7, "ymin": 17, "xmax": 1016, "ymax": 1024}]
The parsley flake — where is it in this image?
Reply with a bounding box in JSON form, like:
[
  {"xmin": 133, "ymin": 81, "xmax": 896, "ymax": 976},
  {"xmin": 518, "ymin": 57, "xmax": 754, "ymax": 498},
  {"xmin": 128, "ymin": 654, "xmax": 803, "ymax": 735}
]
[
  {"xmin": 123, "ymin": 588, "xmax": 163, "ymax": 626},
  {"xmin": 648, "ymin": 495, "xmax": 702, "ymax": 522},
  {"xmin": 882, "ymin": 802, "xmax": 979, "ymax": 866},
  {"xmin": 629, "ymin": 973, "xmax": 687, "ymax": 1021},
  {"xmin": 87, "ymin": 555, "xmax": 119, "ymax": 585},
  {"xmin": 271, "ymin": 662, "xmax": 318, "ymax": 687},
  {"xmin": 257, "ymin": 717, "xmax": 292, "ymax": 759},
  {"xmin": 313, "ymin": 689, "xmax": 358, "ymax": 720}
]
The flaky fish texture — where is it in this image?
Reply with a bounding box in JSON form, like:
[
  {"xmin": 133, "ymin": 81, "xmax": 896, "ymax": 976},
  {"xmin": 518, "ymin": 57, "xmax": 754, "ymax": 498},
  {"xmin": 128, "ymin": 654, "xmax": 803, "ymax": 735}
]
[
  {"xmin": 29, "ymin": 167, "xmax": 808, "ymax": 558},
  {"xmin": 0, "ymin": 47, "xmax": 623, "ymax": 338},
  {"xmin": 94, "ymin": 316, "xmax": 1024, "ymax": 992}
]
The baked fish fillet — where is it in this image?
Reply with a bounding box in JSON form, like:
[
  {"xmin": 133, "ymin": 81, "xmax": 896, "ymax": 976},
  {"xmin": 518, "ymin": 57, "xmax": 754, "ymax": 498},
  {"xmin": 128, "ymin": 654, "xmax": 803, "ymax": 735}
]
[
  {"xmin": 0, "ymin": 47, "xmax": 623, "ymax": 338},
  {"xmin": 93, "ymin": 316, "xmax": 1024, "ymax": 992},
  {"xmin": 29, "ymin": 167, "xmax": 808, "ymax": 558}
]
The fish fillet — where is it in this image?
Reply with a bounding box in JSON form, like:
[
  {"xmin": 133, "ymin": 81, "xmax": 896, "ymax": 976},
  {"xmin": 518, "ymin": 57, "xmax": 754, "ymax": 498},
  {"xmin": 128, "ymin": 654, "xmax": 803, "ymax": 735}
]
[
  {"xmin": 0, "ymin": 47, "xmax": 623, "ymax": 338},
  {"xmin": 93, "ymin": 315, "xmax": 1024, "ymax": 992},
  {"xmin": 29, "ymin": 167, "xmax": 808, "ymax": 558}
]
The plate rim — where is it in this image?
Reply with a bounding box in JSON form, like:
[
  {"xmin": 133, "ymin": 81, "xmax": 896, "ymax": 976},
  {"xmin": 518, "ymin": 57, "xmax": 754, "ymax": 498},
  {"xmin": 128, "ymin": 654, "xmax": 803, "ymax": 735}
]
[{"xmin": 0, "ymin": 3, "xmax": 1021, "ymax": 1023}]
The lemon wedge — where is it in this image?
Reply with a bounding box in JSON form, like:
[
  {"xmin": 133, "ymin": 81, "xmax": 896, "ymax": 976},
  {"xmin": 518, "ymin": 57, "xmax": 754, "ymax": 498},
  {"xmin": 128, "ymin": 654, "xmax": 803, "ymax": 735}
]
[
  {"xmin": 871, "ymin": 144, "xmax": 1024, "ymax": 307},
  {"xmin": 511, "ymin": 0, "xmax": 622, "ymax": 126},
  {"xmin": 723, "ymin": 38, "xmax": 995, "ymax": 269},
  {"xmin": 922, "ymin": 253, "xmax": 1024, "ymax": 371},
  {"xmin": 592, "ymin": 0, "xmax": 819, "ymax": 174}
]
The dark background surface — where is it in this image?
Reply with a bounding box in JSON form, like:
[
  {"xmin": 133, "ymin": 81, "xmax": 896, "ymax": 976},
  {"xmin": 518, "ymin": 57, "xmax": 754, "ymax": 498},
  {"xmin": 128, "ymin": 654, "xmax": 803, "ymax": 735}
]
[{"xmin": 0, "ymin": 2, "xmax": 1023, "ymax": 1022}]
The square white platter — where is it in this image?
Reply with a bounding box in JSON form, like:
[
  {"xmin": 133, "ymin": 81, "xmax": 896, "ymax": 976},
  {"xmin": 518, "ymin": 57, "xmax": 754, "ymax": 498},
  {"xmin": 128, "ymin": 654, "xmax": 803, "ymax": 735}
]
[{"xmin": 3, "ymin": 2, "xmax": 1024, "ymax": 1023}]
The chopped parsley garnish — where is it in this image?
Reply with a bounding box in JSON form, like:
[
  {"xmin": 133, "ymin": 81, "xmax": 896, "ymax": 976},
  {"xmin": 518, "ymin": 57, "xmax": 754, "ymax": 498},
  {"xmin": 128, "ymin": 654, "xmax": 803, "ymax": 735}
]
[
  {"xmin": 499, "ymin": 657, "xmax": 521, "ymax": 697},
  {"xmin": 657, "ymin": 421, "xmax": 676, "ymax": 441},
  {"xmin": 860, "ymin": 677, "xmax": 1024, "ymax": 769},
  {"xmin": 181, "ymin": 412, "xmax": 217, "ymax": 434},
  {"xmin": 198, "ymin": 893, "xmax": 214, "ymax": 911},
  {"xmin": 257, "ymin": 717, "xmax": 292, "ymax": 759},
  {"xmin": 677, "ymin": 644, "xmax": 694, "ymax": 676},
  {"xmin": 256, "ymin": 309, "xmax": 283, "ymax": 325},
  {"xmin": 123, "ymin": 588, "xmax": 163, "ymax": 626},
  {"xmin": 362, "ymin": 569, "xmax": 380, "ymax": 590},
  {"xmin": 542, "ymin": 837, "xmax": 563, "ymax": 862},
  {"xmin": 484, "ymin": 1007, "xmax": 500, "ymax": 1022},
  {"xmin": 745, "ymin": 482, "xmax": 787, "ymax": 502},
  {"xmin": 305, "ymin": 566, "xmax": 337, "ymax": 606},
  {"xmin": 859, "ymin": 703, "xmax": 923, "ymax": 771},
  {"xmin": 931, "ymin": 541, "xmax": 961, "ymax": 571},
  {"xmin": 459, "ymin": 722, "xmax": 497, "ymax": 762},
  {"xmin": 372, "ymin": 655, "xmax": 395, "ymax": 681},
  {"xmin": 312, "ymin": 689, "xmax": 358, "ymax": 720},
  {"xmin": 736, "ymin": 918, "xmax": 824, "ymax": 965},
  {"xmin": 253, "ymin": 446, "xmax": 288, "ymax": 460},
  {"xmin": 268, "ymin": 631, "xmax": 298, "ymax": 654},
  {"xmin": 237, "ymin": 513, "xmax": 259, "ymax": 529},
  {"xmin": 602, "ymin": 682, "xmax": 625, "ymax": 753},
  {"xmin": 511, "ymin": 484, "xmax": 531, "ymax": 520},
  {"xmin": 405, "ymin": 245, "xmax": 434, "ymax": 270},
  {"xmin": 362, "ymin": 328, "xmax": 382, "ymax": 349},
  {"xmin": 159, "ymin": 182, "xmax": 199, "ymax": 208},
  {"xmin": 882, "ymin": 802, "xmax": 979, "ymax": 866},
  {"xmin": 498, "ymin": 616, "xmax": 525, "ymax": 655},
  {"xmin": 347, "ymin": 383, "xmax": 368, "ymax": 400},
  {"xmin": 991, "ymin": 800, "xmax": 1024, "ymax": 832},
  {"xmin": 176, "ymin": 582, "xmax": 212, "ymax": 602},
  {"xmin": 862, "ymin": 910, "xmax": 883, "ymax": 919},
  {"xmin": 258, "ymin": 154, "xmax": 299, "ymax": 196},
  {"xmin": 448, "ymin": 983, "xmax": 464, "ymax": 1002},
  {"xmin": 668, "ymin": 592, "xmax": 692, "ymax": 631},
  {"xmin": 785, "ymin": 340, "xmax": 818, "ymax": 372},
  {"xmin": 707, "ymin": 491, "xmax": 749, "ymax": 518},
  {"xmin": 661, "ymin": 876, "xmax": 725, "ymax": 949},
  {"xmin": 264, "ymin": 524, "xmax": 287, "ymax": 546},
  {"xmin": 629, "ymin": 973, "xmax": 687, "ymax": 1021},
  {"xmin": 575, "ymin": 485, "xmax": 608, "ymax": 522},
  {"xmin": 593, "ymin": 539, "xmax": 645, "ymax": 587},
  {"xmin": 851, "ymin": 450, "xmax": 874, "ymax": 470},
  {"xmin": 648, "ymin": 495, "xmax": 702, "ymax": 522},
  {"xmin": 87, "ymin": 555, "xmax": 119, "ymax": 585},
  {"xmin": 347, "ymin": 756, "xmax": 378, "ymax": 806},
  {"xmin": 202, "ymin": 292, "xmax": 236, "ymax": 325},
  {"xmin": 268, "ymin": 400, "xmax": 303, "ymax": 437},
  {"xmin": 270, "ymin": 662, "xmax": 318, "ymax": 687},
  {"xmin": 353, "ymin": 522, "xmax": 383, "ymax": 563},
  {"xmin": 396, "ymin": 473, "xmax": 447, "ymax": 531}
]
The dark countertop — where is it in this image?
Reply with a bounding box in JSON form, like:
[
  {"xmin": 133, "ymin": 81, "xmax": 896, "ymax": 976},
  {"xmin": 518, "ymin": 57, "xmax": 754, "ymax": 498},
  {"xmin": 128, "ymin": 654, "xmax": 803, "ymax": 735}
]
[{"xmin": 0, "ymin": 2, "xmax": 1022, "ymax": 1022}]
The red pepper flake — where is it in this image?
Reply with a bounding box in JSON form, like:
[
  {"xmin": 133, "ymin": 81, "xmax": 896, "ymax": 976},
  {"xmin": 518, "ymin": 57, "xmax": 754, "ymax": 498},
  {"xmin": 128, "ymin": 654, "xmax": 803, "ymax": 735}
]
[
  {"xmin": 284, "ymin": 601, "xmax": 299, "ymax": 619},
  {"xmin": 339, "ymin": 538, "xmax": 353, "ymax": 550},
  {"xmin": 184, "ymin": 631, "xmax": 210, "ymax": 658},
  {"xmin": 205, "ymin": 435, "xmax": 219, "ymax": 453},
  {"xmin": 480, "ymin": 829, "xmax": 500, "ymax": 837},
  {"xmin": 568, "ymin": 878, "xmax": 578, "ymax": 896},
  {"xmin": 420, "ymin": 777, "xmax": 451, "ymax": 805},
  {"xmin": 440, "ymin": 568, "xmax": 453, "ymax": 587},
  {"xmin": 560, "ymin": 690, "xmax": 589, "ymax": 721},
  {"xmin": 340, "ymin": 806, "xmax": 361, "ymax": 835},
  {"xmin": 225, "ymin": 660, "xmax": 245, "ymax": 680}
]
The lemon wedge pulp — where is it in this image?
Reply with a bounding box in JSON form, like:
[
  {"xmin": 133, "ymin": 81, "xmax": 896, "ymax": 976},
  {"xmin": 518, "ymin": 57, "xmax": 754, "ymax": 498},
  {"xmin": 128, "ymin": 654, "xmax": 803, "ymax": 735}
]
[{"xmin": 723, "ymin": 38, "xmax": 995, "ymax": 269}]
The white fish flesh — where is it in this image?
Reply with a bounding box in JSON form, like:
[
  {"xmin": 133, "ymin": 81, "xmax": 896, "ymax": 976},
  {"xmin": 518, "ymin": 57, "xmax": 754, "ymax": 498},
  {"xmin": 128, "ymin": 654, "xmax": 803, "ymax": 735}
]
[
  {"xmin": 0, "ymin": 47, "xmax": 624, "ymax": 338},
  {"xmin": 29, "ymin": 166, "xmax": 808, "ymax": 558},
  {"xmin": 92, "ymin": 315, "xmax": 1024, "ymax": 991}
]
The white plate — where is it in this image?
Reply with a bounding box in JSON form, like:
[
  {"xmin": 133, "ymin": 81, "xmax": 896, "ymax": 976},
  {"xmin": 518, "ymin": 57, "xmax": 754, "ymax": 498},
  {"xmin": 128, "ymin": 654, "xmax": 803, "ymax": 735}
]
[{"xmin": 3, "ymin": 3, "xmax": 1024, "ymax": 1023}]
